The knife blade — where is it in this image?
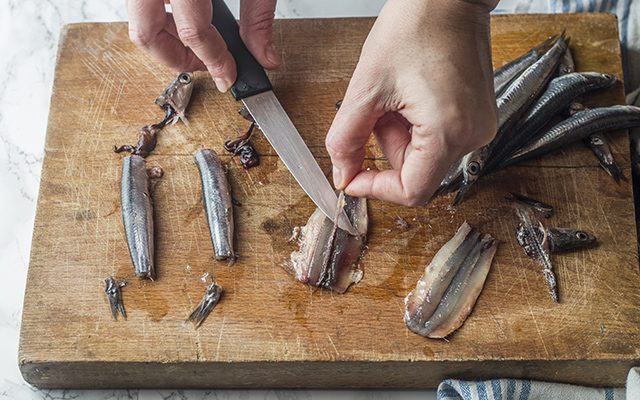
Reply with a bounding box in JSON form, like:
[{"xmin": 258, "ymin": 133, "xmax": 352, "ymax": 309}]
[{"xmin": 211, "ymin": 0, "xmax": 357, "ymax": 235}]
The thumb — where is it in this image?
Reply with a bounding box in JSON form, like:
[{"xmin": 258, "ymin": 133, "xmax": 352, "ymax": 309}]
[
  {"xmin": 239, "ymin": 0, "xmax": 280, "ymax": 69},
  {"xmin": 325, "ymin": 95, "xmax": 380, "ymax": 189}
]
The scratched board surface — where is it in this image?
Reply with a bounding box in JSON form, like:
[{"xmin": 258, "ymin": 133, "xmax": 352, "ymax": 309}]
[{"xmin": 19, "ymin": 15, "xmax": 640, "ymax": 389}]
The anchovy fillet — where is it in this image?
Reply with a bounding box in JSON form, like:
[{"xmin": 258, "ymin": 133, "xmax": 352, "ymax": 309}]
[
  {"xmin": 121, "ymin": 155, "xmax": 155, "ymax": 279},
  {"xmin": 195, "ymin": 149, "xmax": 235, "ymax": 261}
]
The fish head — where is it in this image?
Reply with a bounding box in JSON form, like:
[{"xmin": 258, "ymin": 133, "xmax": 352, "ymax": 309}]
[
  {"xmin": 452, "ymin": 147, "xmax": 488, "ymax": 205},
  {"xmin": 572, "ymin": 229, "xmax": 597, "ymax": 246},
  {"xmin": 155, "ymin": 72, "xmax": 195, "ymax": 121},
  {"xmin": 581, "ymin": 72, "xmax": 617, "ymax": 90}
]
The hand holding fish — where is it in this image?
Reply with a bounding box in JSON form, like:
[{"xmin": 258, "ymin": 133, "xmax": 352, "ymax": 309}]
[
  {"xmin": 126, "ymin": 0, "xmax": 280, "ymax": 92},
  {"xmin": 325, "ymin": 0, "xmax": 498, "ymax": 206}
]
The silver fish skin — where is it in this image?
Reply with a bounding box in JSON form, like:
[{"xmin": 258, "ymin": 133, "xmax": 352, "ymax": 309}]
[
  {"xmin": 584, "ymin": 132, "xmax": 626, "ymax": 183},
  {"xmin": 505, "ymin": 105, "xmax": 640, "ymax": 166},
  {"xmin": 493, "ymin": 35, "xmax": 557, "ymax": 97},
  {"xmin": 104, "ymin": 277, "xmax": 126, "ymax": 320},
  {"xmin": 155, "ymin": 72, "xmax": 195, "ymax": 124},
  {"xmin": 195, "ymin": 149, "xmax": 235, "ymax": 261},
  {"xmin": 186, "ymin": 281, "xmax": 223, "ymax": 328},
  {"xmin": 488, "ymin": 72, "xmax": 616, "ymax": 170},
  {"xmin": 121, "ymin": 155, "xmax": 155, "ymax": 280}
]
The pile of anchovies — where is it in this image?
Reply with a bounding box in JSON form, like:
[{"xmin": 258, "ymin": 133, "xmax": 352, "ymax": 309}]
[{"xmin": 436, "ymin": 33, "xmax": 640, "ymax": 204}]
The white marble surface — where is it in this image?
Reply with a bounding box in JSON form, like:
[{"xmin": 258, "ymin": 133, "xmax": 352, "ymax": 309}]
[{"xmin": 0, "ymin": 0, "xmax": 541, "ymax": 399}]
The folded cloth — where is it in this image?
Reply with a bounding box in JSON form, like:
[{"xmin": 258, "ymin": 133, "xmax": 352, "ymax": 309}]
[{"xmin": 436, "ymin": 378, "xmax": 625, "ymax": 400}]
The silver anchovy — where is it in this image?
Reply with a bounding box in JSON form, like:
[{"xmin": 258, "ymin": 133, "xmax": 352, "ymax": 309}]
[
  {"xmin": 584, "ymin": 132, "xmax": 626, "ymax": 183},
  {"xmin": 195, "ymin": 149, "xmax": 235, "ymax": 262},
  {"xmin": 493, "ymin": 35, "xmax": 557, "ymax": 97},
  {"xmin": 121, "ymin": 155, "xmax": 156, "ymax": 280},
  {"xmin": 488, "ymin": 72, "xmax": 616, "ymax": 171},
  {"xmin": 186, "ymin": 281, "xmax": 223, "ymax": 328},
  {"xmin": 505, "ymin": 105, "xmax": 640, "ymax": 166},
  {"xmin": 155, "ymin": 72, "xmax": 195, "ymax": 124},
  {"xmin": 104, "ymin": 277, "xmax": 126, "ymax": 320}
]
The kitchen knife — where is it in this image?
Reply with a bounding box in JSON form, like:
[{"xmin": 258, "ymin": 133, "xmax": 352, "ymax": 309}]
[{"xmin": 211, "ymin": 0, "xmax": 357, "ymax": 235}]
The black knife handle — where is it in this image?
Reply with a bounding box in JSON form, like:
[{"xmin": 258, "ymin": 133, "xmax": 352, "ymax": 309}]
[{"xmin": 211, "ymin": 0, "xmax": 272, "ymax": 100}]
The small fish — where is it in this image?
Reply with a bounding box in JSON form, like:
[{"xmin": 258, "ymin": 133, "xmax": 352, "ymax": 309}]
[
  {"xmin": 186, "ymin": 281, "xmax": 223, "ymax": 328},
  {"xmin": 104, "ymin": 277, "xmax": 126, "ymax": 320},
  {"xmin": 584, "ymin": 132, "xmax": 626, "ymax": 183},
  {"xmin": 290, "ymin": 192, "xmax": 368, "ymax": 293},
  {"xmin": 515, "ymin": 207, "xmax": 558, "ymax": 302},
  {"xmin": 506, "ymin": 192, "xmax": 554, "ymax": 218},
  {"xmin": 195, "ymin": 149, "xmax": 236, "ymax": 262},
  {"xmin": 505, "ymin": 105, "xmax": 640, "ymax": 166},
  {"xmin": 155, "ymin": 72, "xmax": 195, "ymax": 124},
  {"xmin": 493, "ymin": 34, "xmax": 557, "ymax": 97},
  {"xmin": 224, "ymin": 122, "xmax": 260, "ymax": 169},
  {"xmin": 121, "ymin": 155, "xmax": 156, "ymax": 279},
  {"xmin": 404, "ymin": 222, "xmax": 497, "ymax": 339}
]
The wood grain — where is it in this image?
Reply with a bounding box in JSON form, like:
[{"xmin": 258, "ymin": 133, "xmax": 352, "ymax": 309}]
[{"xmin": 19, "ymin": 14, "xmax": 640, "ymax": 389}]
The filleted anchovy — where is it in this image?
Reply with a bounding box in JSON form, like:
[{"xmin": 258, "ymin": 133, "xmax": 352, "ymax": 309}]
[
  {"xmin": 186, "ymin": 280, "xmax": 223, "ymax": 328},
  {"xmin": 493, "ymin": 35, "xmax": 557, "ymax": 96},
  {"xmin": 104, "ymin": 277, "xmax": 126, "ymax": 320},
  {"xmin": 195, "ymin": 149, "xmax": 236, "ymax": 262},
  {"xmin": 290, "ymin": 192, "xmax": 368, "ymax": 293},
  {"xmin": 506, "ymin": 192, "xmax": 554, "ymax": 218},
  {"xmin": 505, "ymin": 105, "xmax": 640, "ymax": 166},
  {"xmin": 584, "ymin": 132, "xmax": 626, "ymax": 183},
  {"xmin": 488, "ymin": 72, "xmax": 616, "ymax": 170},
  {"xmin": 404, "ymin": 222, "xmax": 497, "ymax": 339},
  {"xmin": 121, "ymin": 155, "xmax": 156, "ymax": 280}
]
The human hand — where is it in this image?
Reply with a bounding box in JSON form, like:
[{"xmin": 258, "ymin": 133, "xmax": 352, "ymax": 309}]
[
  {"xmin": 126, "ymin": 0, "xmax": 281, "ymax": 92},
  {"xmin": 325, "ymin": 0, "xmax": 499, "ymax": 206}
]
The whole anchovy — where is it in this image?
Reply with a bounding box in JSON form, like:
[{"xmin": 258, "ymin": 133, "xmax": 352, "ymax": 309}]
[
  {"xmin": 494, "ymin": 35, "xmax": 557, "ymax": 96},
  {"xmin": 517, "ymin": 225, "xmax": 597, "ymax": 254},
  {"xmin": 121, "ymin": 155, "xmax": 155, "ymax": 280},
  {"xmin": 488, "ymin": 72, "xmax": 616, "ymax": 170},
  {"xmin": 186, "ymin": 281, "xmax": 223, "ymax": 328},
  {"xmin": 506, "ymin": 192, "xmax": 554, "ymax": 218},
  {"xmin": 584, "ymin": 132, "xmax": 626, "ymax": 183},
  {"xmin": 456, "ymin": 34, "xmax": 568, "ymax": 204},
  {"xmin": 195, "ymin": 149, "xmax": 235, "ymax": 261},
  {"xmin": 505, "ymin": 105, "xmax": 640, "ymax": 166}
]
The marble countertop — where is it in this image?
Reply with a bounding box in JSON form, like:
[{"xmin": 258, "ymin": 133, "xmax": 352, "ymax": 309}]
[{"xmin": 0, "ymin": 0, "xmax": 540, "ymax": 398}]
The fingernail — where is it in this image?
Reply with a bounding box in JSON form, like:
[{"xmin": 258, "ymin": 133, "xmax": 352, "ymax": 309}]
[
  {"xmin": 333, "ymin": 167, "xmax": 344, "ymax": 189},
  {"xmin": 266, "ymin": 42, "xmax": 281, "ymax": 66},
  {"xmin": 213, "ymin": 76, "xmax": 232, "ymax": 93}
]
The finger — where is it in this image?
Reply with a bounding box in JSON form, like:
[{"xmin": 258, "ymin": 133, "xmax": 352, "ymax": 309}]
[
  {"xmin": 240, "ymin": 0, "xmax": 280, "ymax": 69},
  {"xmin": 346, "ymin": 127, "xmax": 455, "ymax": 206},
  {"xmin": 127, "ymin": 0, "xmax": 203, "ymax": 71},
  {"xmin": 373, "ymin": 113, "xmax": 411, "ymax": 170},
  {"xmin": 325, "ymin": 94, "xmax": 382, "ymax": 190},
  {"xmin": 171, "ymin": 0, "xmax": 237, "ymax": 92}
]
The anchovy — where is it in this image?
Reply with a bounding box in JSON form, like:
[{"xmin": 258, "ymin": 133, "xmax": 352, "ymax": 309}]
[
  {"xmin": 195, "ymin": 149, "xmax": 235, "ymax": 262},
  {"xmin": 104, "ymin": 277, "xmax": 126, "ymax": 320},
  {"xmin": 505, "ymin": 105, "xmax": 640, "ymax": 166},
  {"xmin": 121, "ymin": 155, "xmax": 156, "ymax": 279},
  {"xmin": 404, "ymin": 222, "xmax": 497, "ymax": 339},
  {"xmin": 155, "ymin": 72, "xmax": 195, "ymax": 124},
  {"xmin": 186, "ymin": 281, "xmax": 223, "ymax": 328},
  {"xmin": 290, "ymin": 193, "xmax": 368, "ymax": 293},
  {"xmin": 494, "ymin": 35, "xmax": 557, "ymax": 96},
  {"xmin": 517, "ymin": 224, "xmax": 597, "ymax": 254},
  {"xmin": 487, "ymin": 72, "xmax": 616, "ymax": 170},
  {"xmin": 515, "ymin": 207, "xmax": 557, "ymax": 302},
  {"xmin": 456, "ymin": 34, "xmax": 568, "ymax": 204},
  {"xmin": 584, "ymin": 132, "xmax": 626, "ymax": 183},
  {"xmin": 506, "ymin": 192, "xmax": 554, "ymax": 218}
]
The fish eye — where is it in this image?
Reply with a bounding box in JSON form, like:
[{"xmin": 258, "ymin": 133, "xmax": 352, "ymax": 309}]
[
  {"xmin": 179, "ymin": 73, "xmax": 191, "ymax": 84},
  {"xmin": 467, "ymin": 161, "xmax": 480, "ymax": 175},
  {"xmin": 591, "ymin": 137, "xmax": 603, "ymax": 145},
  {"xmin": 576, "ymin": 231, "xmax": 588, "ymax": 241}
]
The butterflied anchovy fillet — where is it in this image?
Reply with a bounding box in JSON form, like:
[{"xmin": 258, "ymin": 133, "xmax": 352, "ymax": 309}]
[
  {"xmin": 493, "ymin": 35, "xmax": 557, "ymax": 97},
  {"xmin": 195, "ymin": 149, "xmax": 235, "ymax": 262},
  {"xmin": 517, "ymin": 224, "xmax": 597, "ymax": 254},
  {"xmin": 515, "ymin": 207, "xmax": 558, "ymax": 302},
  {"xmin": 487, "ymin": 72, "xmax": 616, "ymax": 171},
  {"xmin": 186, "ymin": 280, "xmax": 223, "ymax": 328},
  {"xmin": 506, "ymin": 192, "xmax": 554, "ymax": 218},
  {"xmin": 505, "ymin": 105, "xmax": 640, "ymax": 166},
  {"xmin": 155, "ymin": 72, "xmax": 195, "ymax": 124},
  {"xmin": 456, "ymin": 34, "xmax": 568, "ymax": 204},
  {"xmin": 404, "ymin": 222, "xmax": 497, "ymax": 339},
  {"xmin": 104, "ymin": 277, "xmax": 126, "ymax": 320},
  {"xmin": 584, "ymin": 132, "xmax": 626, "ymax": 183},
  {"xmin": 121, "ymin": 155, "xmax": 156, "ymax": 279},
  {"xmin": 290, "ymin": 193, "xmax": 368, "ymax": 293}
]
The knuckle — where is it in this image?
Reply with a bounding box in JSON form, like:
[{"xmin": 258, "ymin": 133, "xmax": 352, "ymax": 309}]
[
  {"xmin": 177, "ymin": 26, "xmax": 209, "ymax": 48},
  {"xmin": 129, "ymin": 29, "xmax": 155, "ymax": 48}
]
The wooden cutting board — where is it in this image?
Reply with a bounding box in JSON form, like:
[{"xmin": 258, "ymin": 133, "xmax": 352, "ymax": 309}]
[{"xmin": 19, "ymin": 14, "xmax": 640, "ymax": 389}]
